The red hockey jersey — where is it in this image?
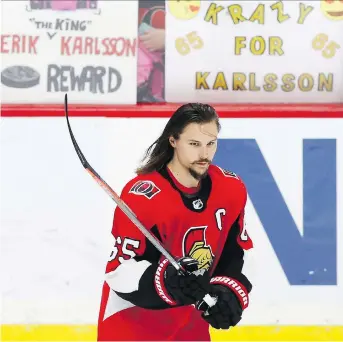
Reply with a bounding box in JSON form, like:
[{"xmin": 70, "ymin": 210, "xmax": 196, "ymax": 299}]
[{"xmin": 97, "ymin": 165, "xmax": 253, "ymax": 341}]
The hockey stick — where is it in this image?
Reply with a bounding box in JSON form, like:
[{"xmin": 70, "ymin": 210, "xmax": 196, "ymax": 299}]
[
  {"xmin": 64, "ymin": 94, "xmax": 216, "ymax": 308},
  {"xmin": 64, "ymin": 94, "xmax": 180, "ymax": 270}
]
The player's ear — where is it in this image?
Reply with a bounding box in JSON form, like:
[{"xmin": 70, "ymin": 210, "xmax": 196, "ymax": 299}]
[{"xmin": 169, "ymin": 136, "xmax": 176, "ymax": 148}]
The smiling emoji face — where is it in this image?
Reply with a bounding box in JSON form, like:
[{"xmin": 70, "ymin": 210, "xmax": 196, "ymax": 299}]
[
  {"xmin": 321, "ymin": 0, "xmax": 343, "ymax": 20},
  {"xmin": 168, "ymin": 0, "xmax": 201, "ymax": 20}
]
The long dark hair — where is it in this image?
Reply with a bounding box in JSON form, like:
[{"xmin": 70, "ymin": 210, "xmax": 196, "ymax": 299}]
[{"xmin": 136, "ymin": 103, "xmax": 221, "ymax": 175}]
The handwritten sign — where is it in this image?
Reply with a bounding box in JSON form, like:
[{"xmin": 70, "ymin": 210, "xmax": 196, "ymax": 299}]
[
  {"xmin": 165, "ymin": 0, "xmax": 343, "ymax": 103},
  {"xmin": 1, "ymin": 0, "xmax": 138, "ymax": 104}
]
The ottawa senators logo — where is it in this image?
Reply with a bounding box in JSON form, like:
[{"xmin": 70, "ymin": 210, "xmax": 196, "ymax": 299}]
[
  {"xmin": 129, "ymin": 180, "xmax": 161, "ymax": 199},
  {"xmin": 182, "ymin": 226, "xmax": 214, "ymax": 270}
]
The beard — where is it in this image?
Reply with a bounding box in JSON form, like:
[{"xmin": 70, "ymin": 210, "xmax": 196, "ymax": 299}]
[
  {"xmin": 189, "ymin": 167, "xmax": 208, "ymax": 181},
  {"xmin": 188, "ymin": 159, "xmax": 211, "ymax": 181}
]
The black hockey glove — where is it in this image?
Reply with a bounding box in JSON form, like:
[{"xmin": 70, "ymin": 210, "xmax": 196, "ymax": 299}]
[
  {"xmin": 153, "ymin": 256, "xmax": 210, "ymax": 306},
  {"xmin": 196, "ymin": 276, "xmax": 249, "ymax": 330}
]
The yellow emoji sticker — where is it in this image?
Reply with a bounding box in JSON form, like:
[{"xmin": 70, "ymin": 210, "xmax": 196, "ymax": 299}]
[
  {"xmin": 168, "ymin": 0, "xmax": 201, "ymax": 20},
  {"xmin": 321, "ymin": 0, "xmax": 343, "ymax": 21}
]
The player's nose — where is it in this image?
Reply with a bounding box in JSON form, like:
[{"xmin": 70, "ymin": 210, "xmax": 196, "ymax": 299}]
[{"xmin": 199, "ymin": 146, "xmax": 209, "ymax": 159}]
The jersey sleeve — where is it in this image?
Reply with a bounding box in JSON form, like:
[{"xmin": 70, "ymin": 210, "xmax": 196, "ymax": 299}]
[
  {"xmin": 211, "ymin": 180, "xmax": 254, "ymax": 310},
  {"xmin": 104, "ymin": 179, "xmax": 171, "ymax": 309},
  {"xmin": 213, "ymin": 209, "xmax": 253, "ymax": 282}
]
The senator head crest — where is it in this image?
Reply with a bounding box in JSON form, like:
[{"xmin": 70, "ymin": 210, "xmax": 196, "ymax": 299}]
[{"xmin": 182, "ymin": 226, "xmax": 214, "ymax": 270}]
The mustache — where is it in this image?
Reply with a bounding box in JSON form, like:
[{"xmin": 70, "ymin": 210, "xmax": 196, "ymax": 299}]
[{"xmin": 193, "ymin": 159, "xmax": 211, "ymax": 164}]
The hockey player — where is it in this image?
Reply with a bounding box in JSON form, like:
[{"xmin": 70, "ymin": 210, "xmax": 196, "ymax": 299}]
[{"xmin": 97, "ymin": 103, "xmax": 253, "ymax": 341}]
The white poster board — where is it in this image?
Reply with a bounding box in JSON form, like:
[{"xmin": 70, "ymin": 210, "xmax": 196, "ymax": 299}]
[
  {"xmin": 1, "ymin": 0, "xmax": 138, "ymax": 104},
  {"xmin": 165, "ymin": 0, "xmax": 343, "ymax": 103}
]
